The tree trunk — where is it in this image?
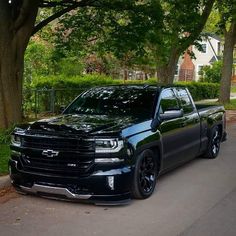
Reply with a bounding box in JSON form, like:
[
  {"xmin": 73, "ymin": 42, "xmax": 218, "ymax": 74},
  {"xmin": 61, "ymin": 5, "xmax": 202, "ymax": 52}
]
[
  {"xmin": 219, "ymin": 22, "xmax": 236, "ymax": 104},
  {"xmin": 156, "ymin": 49, "xmax": 180, "ymax": 84},
  {"xmin": 124, "ymin": 68, "xmax": 128, "ymax": 81},
  {"xmin": 0, "ymin": 1, "xmax": 39, "ymax": 129}
]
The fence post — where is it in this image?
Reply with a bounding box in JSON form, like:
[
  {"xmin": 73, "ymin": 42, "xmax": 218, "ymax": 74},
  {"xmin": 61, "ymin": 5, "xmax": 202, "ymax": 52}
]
[
  {"xmin": 34, "ymin": 90, "xmax": 37, "ymax": 119},
  {"xmin": 50, "ymin": 88, "xmax": 55, "ymax": 113}
]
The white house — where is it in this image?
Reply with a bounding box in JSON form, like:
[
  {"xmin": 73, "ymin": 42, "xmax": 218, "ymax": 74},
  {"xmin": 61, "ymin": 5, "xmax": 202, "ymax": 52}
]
[{"xmin": 175, "ymin": 34, "xmax": 222, "ymax": 82}]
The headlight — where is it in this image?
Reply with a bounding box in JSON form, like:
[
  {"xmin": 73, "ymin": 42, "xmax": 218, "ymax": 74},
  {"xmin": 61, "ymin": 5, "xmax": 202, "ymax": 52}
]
[
  {"xmin": 11, "ymin": 134, "xmax": 22, "ymax": 147},
  {"xmin": 95, "ymin": 139, "xmax": 124, "ymax": 153}
]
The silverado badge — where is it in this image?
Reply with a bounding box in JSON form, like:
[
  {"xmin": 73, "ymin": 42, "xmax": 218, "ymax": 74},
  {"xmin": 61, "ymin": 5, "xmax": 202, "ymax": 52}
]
[{"xmin": 42, "ymin": 149, "xmax": 59, "ymax": 158}]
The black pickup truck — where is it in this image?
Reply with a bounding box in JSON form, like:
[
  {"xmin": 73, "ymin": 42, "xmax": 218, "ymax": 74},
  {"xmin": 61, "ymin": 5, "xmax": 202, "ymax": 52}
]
[{"xmin": 9, "ymin": 85, "xmax": 226, "ymax": 204}]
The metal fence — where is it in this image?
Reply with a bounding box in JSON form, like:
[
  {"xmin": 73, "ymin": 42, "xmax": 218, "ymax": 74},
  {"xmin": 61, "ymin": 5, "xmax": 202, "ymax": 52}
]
[{"xmin": 23, "ymin": 88, "xmax": 88, "ymax": 118}]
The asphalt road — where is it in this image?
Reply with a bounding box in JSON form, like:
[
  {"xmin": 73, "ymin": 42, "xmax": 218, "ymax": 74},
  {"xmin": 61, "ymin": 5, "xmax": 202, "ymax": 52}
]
[{"xmin": 1, "ymin": 124, "xmax": 236, "ymax": 236}]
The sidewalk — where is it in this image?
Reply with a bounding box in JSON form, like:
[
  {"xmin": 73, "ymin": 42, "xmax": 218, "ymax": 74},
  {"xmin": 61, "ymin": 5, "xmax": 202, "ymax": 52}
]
[
  {"xmin": 226, "ymin": 110, "xmax": 236, "ymax": 123},
  {"xmin": 0, "ymin": 175, "xmax": 10, "ymax": 190},
  {"xmin": 196, "ymin": 93, "xmax": 236, "ymax": 104}
]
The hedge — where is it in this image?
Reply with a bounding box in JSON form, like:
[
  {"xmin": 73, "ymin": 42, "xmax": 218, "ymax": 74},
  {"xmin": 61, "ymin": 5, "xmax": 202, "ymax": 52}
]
[
  {"xmin": 175, "ymin": 81, "xmax": 220, "ymax": 101},
  {"xmin": 25, "ymin": 75, "xmax": 219, "ymax": 115},
  {"xmin": 30, "ymin": 74, "xmax": 122, "ymax": 89},
  {"xmin": 29, "ymin": 75, "xmax": 219, "ymax": 101}
]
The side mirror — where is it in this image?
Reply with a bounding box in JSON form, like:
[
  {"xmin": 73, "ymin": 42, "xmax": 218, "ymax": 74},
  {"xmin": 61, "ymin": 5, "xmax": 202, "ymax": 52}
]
[
  {"xmin": 151, "ymin": 109, "xmax": 183, "ymax": 132},
  {"xmin": 159, "ymin": 109, "xmax": 183, "ymax": 121}
]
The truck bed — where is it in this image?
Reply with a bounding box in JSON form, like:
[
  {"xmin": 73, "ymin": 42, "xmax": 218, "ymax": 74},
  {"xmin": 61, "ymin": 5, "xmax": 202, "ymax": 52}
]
[{"xmin": 195, "ymin": 104, "xmax": 225, "ymax": 116}]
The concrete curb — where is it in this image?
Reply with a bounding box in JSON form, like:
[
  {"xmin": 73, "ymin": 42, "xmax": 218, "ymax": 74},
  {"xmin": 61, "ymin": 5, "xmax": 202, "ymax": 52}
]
[{"xmin": 0, "ymin": 175, "xmax": 11, "ymax": 190}]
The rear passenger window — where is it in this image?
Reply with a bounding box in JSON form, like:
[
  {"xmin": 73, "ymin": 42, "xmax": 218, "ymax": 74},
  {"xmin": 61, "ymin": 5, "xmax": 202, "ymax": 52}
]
[
  {"xmin": 159, "ymin": 89, "xmax": 180, "ymax": 114},
  {"xmin": 176, "ymin": 88, "xmax": 194, "ymax": 114}
]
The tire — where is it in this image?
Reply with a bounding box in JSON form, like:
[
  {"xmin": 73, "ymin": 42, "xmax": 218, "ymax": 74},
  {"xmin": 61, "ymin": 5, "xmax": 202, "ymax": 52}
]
[
  {"xmin": 204, "ymin": 126, "xmax": 221, "ymax": 159},
  {"xmin": 131, "ymin": 149, "xmax": 158, "ymax": 199}
]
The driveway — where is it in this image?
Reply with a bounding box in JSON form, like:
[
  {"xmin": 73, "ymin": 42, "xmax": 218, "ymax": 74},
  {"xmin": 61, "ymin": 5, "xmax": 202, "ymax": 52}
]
[{"xmin": 0, "ymin": 124, "xmax": 236, "ymax": 236}]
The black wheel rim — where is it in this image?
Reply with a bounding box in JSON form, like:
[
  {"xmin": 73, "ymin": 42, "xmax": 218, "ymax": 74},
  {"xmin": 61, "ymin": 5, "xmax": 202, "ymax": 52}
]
[
  {"xmin": 138, "ymin": 155, "xmax": 156, "ymax": 194},
  {"xmin": 212, "ymin": 129, "xmax": 220, "ymax": 156}
]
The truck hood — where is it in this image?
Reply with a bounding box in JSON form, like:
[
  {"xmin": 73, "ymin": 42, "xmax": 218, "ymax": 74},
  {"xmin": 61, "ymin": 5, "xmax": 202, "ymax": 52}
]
[{"xmin": 28, "ymin": 114, "xmax": 140, "ymax": 136}]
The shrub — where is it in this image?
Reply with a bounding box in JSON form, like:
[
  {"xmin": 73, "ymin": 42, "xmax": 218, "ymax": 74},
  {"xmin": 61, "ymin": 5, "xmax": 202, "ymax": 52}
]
[
  {"xmin": 24, "ymin": 40, "xmax": 54, "ymax": 79},
  {"xmin": 30, "ymin": 74, "xmax": 122, "ymax": 89},
  {"xmin": 23, "ymin": 75, "xmax": 219, "ymax": 115},
  {"xmin": 0, "ymin": 128, "xmax": 13, "ymax": 144},
  {"xmin": 0, "ymin": 144, "xmax": 10, "ymax": 174},
  {"xmin": 199, "ymin": 61, "xmax": 222, "ymax": 83},
  {"xmin": 176, "ymin": 81, "xmax": 220, "ymax": 101},
  {"xmin": 55, "ymin": 57, "xmax": 85, "ymax": 77}
]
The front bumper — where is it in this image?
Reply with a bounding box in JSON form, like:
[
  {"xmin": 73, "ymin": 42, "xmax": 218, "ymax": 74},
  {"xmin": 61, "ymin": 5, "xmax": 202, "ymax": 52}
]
[{"xmin": 9, "ymin": 159, "xmax": 133, "ymax": 205}]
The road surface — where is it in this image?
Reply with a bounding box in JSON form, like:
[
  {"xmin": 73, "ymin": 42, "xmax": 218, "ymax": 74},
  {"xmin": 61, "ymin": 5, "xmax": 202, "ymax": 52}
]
[{"xmin": 0, "ymin": 124, "xmax": 236, "ymax": 236}]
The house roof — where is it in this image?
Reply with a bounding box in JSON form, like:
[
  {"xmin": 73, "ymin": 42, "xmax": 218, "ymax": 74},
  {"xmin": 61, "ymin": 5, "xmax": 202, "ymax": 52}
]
[
  {"xmin": 203, "ymin": 32, "xmax": 222, "ymax": 41},
  {"xmin": 209, "ymin": 56, "xmax": 217, "ymax": 64}
]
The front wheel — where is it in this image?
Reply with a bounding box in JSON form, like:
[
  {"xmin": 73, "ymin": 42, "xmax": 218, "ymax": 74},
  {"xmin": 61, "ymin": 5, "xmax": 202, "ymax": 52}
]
[
  {"xmin": 131, "ymin": 149, "xmax": 158, "ymax": 199},
  {"xmin": 204, "ymin": 126, "xmax": 221, "ymax": 159}
]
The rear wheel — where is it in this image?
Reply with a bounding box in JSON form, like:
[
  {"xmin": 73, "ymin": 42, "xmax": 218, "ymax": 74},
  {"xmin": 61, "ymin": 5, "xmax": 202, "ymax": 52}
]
[
  {"xmin": 204, "ymin": 126, "xmax": 221, "ymax": 159},
  {"xmin": 131, "ymin": 149, "xmax": 158, "ymax": 199}
]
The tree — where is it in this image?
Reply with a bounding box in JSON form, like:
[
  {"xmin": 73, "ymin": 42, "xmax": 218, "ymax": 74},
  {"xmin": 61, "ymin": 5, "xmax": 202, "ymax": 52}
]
[
  {"xmin": 199, "ymin": 60, "xmax": 223, "ymax": 83},
  {"xmin": 0, "ymin": 1, "xmax": 38, "ymax": 129},
  {"xmin": 0, "ymin": 0, "xmax": 159, "ymax": 129},
  {"xmin": 24, "ymin": 40, "xmax": 53, "ymax": 80},
  {"xmin": 0, "ymin": 0, "xmax": 216, "ymax": 129},
  {"xmin": 218, "ymin": 0, "xmax": 236, "ymax": 104},
  {"xmin": 53, "ymin": 1, "xmax": 215, "ymax": 84},
  {"xmin": 204, "ymin": 7, "xmax": 221, "ymax": 34},
  {"xmin": 153, "ymin": 0, "xmax": 215, "ymax": 84},
  {"xmin": 53, "ymin": 1, "xmax": 162, "ymax": 78}
]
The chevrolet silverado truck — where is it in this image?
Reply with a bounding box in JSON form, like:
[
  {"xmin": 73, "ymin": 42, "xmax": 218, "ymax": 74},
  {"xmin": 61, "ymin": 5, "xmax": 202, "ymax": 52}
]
[{"xmin": 9, "ymin": 85, "xmax": 227, "ymax": 204}]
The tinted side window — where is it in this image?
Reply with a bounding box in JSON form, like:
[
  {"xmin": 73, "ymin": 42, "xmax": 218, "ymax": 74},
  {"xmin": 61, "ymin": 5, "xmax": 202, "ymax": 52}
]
[
  {"xmin": 176, "ymin": 88, "xmax": 194, "ymax": 114},
  {"xmin": 159, "ymin": 89, "xmax": 180, "ymax": 114}
]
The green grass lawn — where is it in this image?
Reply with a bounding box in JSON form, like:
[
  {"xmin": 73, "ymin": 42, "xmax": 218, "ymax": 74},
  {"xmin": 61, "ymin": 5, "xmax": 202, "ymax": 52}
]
[
  {"xmin": 211, "ymin": 99, "xmax": 236, "ymax": 110},
  {"xmin": 223, "ymin": 99, "xmax": 236, "ymax": 110},
  {"xmin": 231, "ymin": 86, "xmax": 236, "ymax": 93},
  {"xmin": 0, "ymin": 144, "xmax": 10, "ymax": 175}
]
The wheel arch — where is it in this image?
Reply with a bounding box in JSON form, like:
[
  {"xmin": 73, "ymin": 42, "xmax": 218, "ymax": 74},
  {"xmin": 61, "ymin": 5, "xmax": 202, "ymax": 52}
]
[
  {"xmin": 129, "ymin": 141, "xmax": 163, "ymax": 175},
  {"xmin": 207, "ymin": 122, "xmax": 223, "ymax": 140},
  {"xmin": 148, "ymin": 146, "xmax": 162, "ymax": 175},
  {"xmin": 126, "ymin": 129, "xmax": 164, "ymax": 173}
]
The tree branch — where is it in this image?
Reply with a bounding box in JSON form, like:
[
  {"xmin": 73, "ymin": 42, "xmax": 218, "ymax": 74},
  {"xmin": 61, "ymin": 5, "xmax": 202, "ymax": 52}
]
[
  {"xmin": 179, "ymin": 0, "xmax": 216, "ymax": 52},
  {"xmin": 39, "ymin": 0, "xmax": 78, "ymax": 8},
  {"xmin": 32, "ymin": 1, "xmax": 90, "ymax": 35},
  {"xmin": 14, "ymin": 0, "xmax": 39, "ymax": 31},
  {"xmin": 32, "ymin": 7, "xmax": 75, "ymax": 35},
  {"xmin": 33, "ymin": 0, "xmax": 134, "ymax": 35}
]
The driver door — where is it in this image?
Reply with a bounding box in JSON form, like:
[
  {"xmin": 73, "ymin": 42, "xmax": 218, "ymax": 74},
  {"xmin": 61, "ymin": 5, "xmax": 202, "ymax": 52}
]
[{"xmin": 158, "ymin": 89, "xmax": 190, "ymax": 170}]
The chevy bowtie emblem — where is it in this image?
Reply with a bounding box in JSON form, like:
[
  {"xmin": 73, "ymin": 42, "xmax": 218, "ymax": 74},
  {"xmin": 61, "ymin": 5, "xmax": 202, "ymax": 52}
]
[{"xmin": 42, "ymin": 149, "xmax": 59, "ymax": 158}]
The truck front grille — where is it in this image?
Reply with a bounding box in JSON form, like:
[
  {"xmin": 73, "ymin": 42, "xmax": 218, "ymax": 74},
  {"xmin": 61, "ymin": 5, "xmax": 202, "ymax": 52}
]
[
  {"xmin": 22, "ymin": 136, "xmax": 94, "ymax": 152},
  {"xmin": 19, "ymin": 135, "xmax": 95, "ymax": 177}
]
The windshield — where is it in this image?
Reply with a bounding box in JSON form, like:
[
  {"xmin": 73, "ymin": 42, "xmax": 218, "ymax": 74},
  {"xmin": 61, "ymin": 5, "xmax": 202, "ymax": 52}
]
[{"xmin": 64, "ymin": 86, "xmax": 157, "ymax": 119}]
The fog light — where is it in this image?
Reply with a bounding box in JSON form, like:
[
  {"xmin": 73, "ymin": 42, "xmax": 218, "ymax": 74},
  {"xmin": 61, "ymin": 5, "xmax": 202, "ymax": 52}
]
[
  {"xmin": 95, "ymin": 158, "xmax": 124, "ymax": 163},
  {"xmin": 107, "ymin": 176, "xmax": 114, "ymax": 190}
]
